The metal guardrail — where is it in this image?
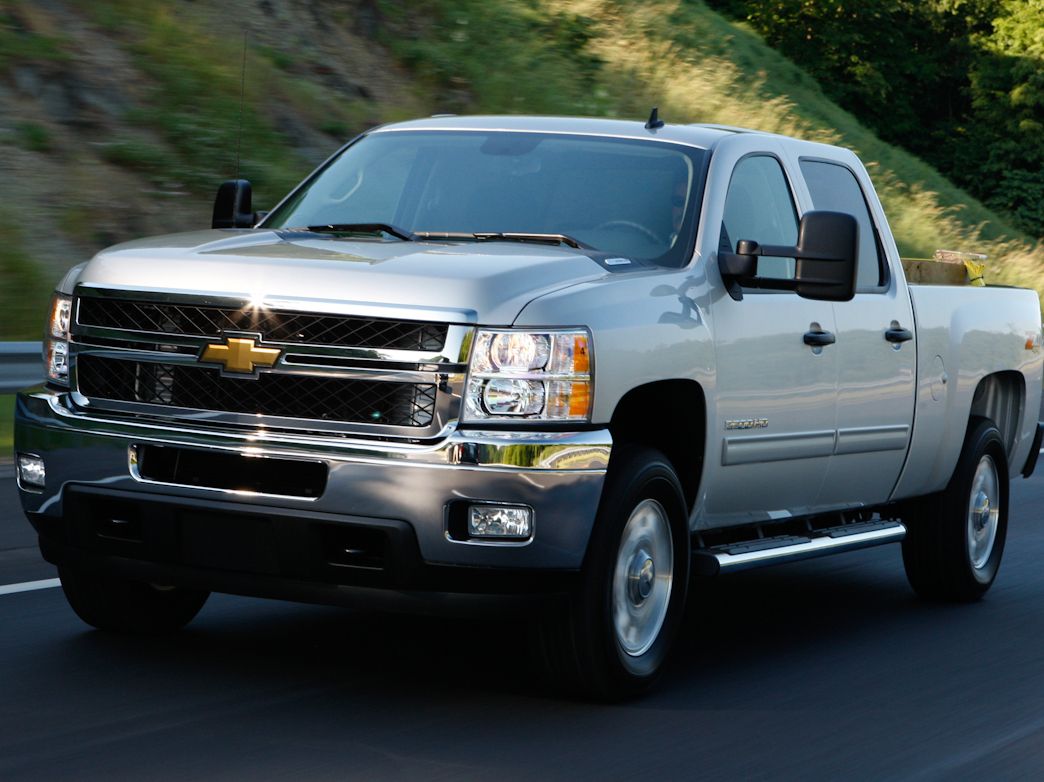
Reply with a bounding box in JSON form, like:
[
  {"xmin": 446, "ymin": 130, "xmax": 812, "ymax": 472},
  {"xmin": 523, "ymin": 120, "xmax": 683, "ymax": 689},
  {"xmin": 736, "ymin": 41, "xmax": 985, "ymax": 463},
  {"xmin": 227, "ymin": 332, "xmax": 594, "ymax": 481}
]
[{"xmin": 0, "ymin": 342, "xmax": 42, "ymax": 394}]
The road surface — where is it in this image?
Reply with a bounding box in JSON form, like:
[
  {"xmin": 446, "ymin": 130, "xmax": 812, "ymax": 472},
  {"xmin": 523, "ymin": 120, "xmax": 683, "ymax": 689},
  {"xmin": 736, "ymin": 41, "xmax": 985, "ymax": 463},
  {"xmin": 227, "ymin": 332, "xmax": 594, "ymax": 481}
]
[{"xmin": 1, "ymin": 464, "xmax": 1043, "ymax": 780}]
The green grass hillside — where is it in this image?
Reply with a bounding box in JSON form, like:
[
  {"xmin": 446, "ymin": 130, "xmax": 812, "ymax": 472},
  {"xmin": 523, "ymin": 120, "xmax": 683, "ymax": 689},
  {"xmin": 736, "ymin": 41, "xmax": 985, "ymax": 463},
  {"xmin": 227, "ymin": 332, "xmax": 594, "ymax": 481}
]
[
  {"xmin": 0, "ymin": 0, "xmax": 1041, "ymax": 336},
  {"xmin": 395, "ymin": 0, "xmax": 1044, "ymax": 292}
]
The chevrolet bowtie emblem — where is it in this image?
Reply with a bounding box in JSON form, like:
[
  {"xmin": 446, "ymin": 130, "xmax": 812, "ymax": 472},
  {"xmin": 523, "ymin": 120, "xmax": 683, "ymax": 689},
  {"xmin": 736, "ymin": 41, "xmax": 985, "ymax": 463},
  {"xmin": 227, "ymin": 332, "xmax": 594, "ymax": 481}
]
[{"xmin": 200, "ymin": 336, "xmax": 281, "ymax": 376}]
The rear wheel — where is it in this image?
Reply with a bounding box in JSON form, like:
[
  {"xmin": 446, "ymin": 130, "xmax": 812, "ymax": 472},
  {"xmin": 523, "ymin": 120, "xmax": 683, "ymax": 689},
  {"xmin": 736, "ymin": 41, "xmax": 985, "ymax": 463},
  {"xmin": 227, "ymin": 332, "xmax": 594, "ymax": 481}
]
[
  {"xmin": 59, "ymin": 567, "xmax": 209, "ymax": 633},
  {"xmin": 901, "ymin": 417, "xmax": 1008, "ymax": 601},
  {"xmin": 536, "ymin": 446, "xmax": 689, "ymax": 700}
]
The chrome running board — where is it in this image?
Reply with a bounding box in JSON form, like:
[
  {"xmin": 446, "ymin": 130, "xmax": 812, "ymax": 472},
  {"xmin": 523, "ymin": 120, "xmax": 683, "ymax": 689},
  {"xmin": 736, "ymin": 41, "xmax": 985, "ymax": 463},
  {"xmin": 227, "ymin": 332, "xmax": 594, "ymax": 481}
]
[{"xmin": 692, "ymin": 520, "xmax": 906, "ymax": 577}]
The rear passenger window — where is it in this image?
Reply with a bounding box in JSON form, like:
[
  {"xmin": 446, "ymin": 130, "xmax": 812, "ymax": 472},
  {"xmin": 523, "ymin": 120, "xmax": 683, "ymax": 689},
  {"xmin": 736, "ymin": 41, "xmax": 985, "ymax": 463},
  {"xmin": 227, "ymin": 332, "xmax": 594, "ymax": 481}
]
[
  {"xmin": 721, "ymin": 156, "xmax": 799, "ymax": 281},
  {"xmin": 800, "ymin": 160, "xmax": 884, "ymax": 290}
]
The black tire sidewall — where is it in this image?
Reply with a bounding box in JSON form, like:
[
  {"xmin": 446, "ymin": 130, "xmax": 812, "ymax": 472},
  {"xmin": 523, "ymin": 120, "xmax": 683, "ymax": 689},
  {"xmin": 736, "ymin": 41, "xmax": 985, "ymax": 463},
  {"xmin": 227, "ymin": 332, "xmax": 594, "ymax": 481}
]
[
  {"xmin": 903, "ymin": 417, "xmax": 1009, "ymax": 601},
  {"xmin": 943, "ymin": 419, "xmax": 1008, "ymax": 591},
  {"xmin": 575, "ymin": 446, "xmax": 690, "ymax": 695}
]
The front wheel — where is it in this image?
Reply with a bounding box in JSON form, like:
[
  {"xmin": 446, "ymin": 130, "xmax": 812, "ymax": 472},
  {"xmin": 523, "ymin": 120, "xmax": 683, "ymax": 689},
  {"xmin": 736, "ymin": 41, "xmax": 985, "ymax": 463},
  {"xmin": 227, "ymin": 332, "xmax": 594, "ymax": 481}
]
[
  {"xmin": 536, "ymin": 446, "xmax": 690, "ymax": 700},
  {"xmin": 901, "ymin": 417, "xmax": 1009, "ymax": 602}
]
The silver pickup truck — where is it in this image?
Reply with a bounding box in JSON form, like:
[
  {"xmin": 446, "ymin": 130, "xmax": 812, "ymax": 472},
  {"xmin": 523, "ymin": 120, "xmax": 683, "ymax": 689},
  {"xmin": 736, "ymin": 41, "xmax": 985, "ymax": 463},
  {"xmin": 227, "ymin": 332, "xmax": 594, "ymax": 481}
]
[{"xmin": 14, "ymin": 115, "xmax": 1044, "ymax": 698}]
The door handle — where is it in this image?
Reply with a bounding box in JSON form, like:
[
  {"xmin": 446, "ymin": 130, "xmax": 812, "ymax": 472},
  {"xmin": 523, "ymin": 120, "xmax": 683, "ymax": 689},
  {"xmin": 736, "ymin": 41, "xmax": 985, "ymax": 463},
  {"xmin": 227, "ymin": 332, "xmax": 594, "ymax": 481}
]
[
  {"xmin": 803, "ymin": 329, "xmax": 836, "ymax": 347},
  {"xmin": 885, "ymin": 326, "xmax": 913, "ymax": 343}
]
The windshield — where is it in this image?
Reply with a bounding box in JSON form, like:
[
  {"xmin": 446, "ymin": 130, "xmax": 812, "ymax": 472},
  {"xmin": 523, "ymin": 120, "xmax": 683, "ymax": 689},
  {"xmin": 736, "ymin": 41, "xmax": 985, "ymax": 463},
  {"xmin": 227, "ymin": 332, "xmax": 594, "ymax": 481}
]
[{"xmin": 263, "ymin": 130, "xmax": 706, "ymax": 267}]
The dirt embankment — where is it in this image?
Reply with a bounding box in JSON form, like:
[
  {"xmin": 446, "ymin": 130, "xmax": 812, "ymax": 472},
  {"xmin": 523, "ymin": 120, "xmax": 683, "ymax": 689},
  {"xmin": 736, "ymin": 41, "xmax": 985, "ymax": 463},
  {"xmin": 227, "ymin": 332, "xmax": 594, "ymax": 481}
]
[{"xmin": 0, "ymin": 0, "xmax": 419, "ymax": 287}]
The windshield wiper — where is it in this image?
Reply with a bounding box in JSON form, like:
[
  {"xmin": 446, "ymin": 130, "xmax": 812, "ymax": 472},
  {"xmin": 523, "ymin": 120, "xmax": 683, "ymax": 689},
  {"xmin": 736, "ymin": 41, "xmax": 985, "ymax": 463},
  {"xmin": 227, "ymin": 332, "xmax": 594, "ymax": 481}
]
[
  {"xmin": 303, "ymin": 223, "xmax": 416, "ymax": 241},
  {"xmin": 413, "ymin": 231, "xmax": 590, "ymax": 249}
]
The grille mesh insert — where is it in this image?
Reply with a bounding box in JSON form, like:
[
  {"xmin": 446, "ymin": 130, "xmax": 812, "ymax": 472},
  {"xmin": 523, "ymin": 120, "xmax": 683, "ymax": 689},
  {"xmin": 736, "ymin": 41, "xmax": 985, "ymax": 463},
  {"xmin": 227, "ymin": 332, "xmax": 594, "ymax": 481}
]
[
  {"xmin": 77, "ymin": 298, "xmax": 447, "ymax": 352},
  {"xmin": 77, "ymin": 355, "xmax": 437, "ymax": 428}
]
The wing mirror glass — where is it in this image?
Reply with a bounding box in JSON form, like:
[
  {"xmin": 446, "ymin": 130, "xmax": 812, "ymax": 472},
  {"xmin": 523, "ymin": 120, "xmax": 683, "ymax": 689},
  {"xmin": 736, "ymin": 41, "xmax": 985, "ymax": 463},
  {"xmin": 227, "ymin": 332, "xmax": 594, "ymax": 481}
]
[{"xmin": 718, "ymin": 210, "xmax": 858, "ymax": 302}]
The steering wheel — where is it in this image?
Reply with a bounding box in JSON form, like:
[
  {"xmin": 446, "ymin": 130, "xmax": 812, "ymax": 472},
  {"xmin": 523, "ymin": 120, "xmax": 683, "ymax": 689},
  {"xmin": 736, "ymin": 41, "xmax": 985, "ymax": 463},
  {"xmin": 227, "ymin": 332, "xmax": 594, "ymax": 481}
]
[{"xmin": 593, "ymin": 220, "xmax": 663, "ymax": 245}]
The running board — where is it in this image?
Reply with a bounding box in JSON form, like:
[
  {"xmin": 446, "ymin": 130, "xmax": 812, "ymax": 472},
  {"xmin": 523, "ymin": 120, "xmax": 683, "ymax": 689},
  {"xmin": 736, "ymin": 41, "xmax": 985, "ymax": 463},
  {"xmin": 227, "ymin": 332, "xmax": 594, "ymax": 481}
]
[{"xmin": 691, "ymin": 520, "xmax": 906, "ymax": 577}]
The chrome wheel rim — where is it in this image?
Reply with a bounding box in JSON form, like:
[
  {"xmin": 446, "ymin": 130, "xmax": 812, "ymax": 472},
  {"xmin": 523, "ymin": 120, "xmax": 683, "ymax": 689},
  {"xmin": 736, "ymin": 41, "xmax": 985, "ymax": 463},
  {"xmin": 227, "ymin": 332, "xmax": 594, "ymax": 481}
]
[
  {"xmin": 612, "ymin": 499, "xmax": 674, "ymax": 658},
  {"xmin": 967, "ymin": 454, "xmax": 1000, "ymax": 570}
]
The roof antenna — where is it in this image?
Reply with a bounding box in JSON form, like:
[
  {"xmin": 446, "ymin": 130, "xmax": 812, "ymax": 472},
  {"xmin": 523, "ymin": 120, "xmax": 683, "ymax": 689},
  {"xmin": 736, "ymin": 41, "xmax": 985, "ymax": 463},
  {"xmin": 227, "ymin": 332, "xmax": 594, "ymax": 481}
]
[
  {"xmin": 234, "ymin": 31, "xmax": 248, "ymax": 180},
  {"xmin": 645, "ymin": 106, "xmax": 664, "ymax": 130}
]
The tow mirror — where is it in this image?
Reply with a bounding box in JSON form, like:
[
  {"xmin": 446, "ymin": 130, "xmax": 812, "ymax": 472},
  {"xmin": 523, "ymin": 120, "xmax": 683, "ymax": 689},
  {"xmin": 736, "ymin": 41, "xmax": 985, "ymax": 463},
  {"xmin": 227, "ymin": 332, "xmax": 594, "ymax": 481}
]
[
  {"xmin": 211, "ymin": 179, "xmax": 257, "ymax": 229},
  {"xmin": 718, "ymin": 211, "xmax": 858, "ymax": 302}
]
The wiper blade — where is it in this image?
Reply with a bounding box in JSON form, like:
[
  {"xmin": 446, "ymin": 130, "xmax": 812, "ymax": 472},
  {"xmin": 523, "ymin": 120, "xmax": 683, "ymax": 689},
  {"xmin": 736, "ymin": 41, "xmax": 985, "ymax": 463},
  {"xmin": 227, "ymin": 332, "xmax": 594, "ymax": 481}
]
[
  {"xmin": 473, "ymin": 232, "xmax": 590, "ymax": 249},
  {"xmin": 304, "ymin": 223, "xmax": 416, "ymax": 241},
  {"xmin": 413, "ymin": 231, "xmax": 590, "ymax": 249}
]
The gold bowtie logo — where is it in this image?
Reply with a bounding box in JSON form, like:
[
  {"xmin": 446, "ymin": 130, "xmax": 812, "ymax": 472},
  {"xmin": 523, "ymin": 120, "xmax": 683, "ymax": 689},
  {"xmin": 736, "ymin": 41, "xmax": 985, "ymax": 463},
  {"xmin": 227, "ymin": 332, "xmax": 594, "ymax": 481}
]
[{"xmin": 200, "ymin": 336, "xmax": 281, "ymax": 375}]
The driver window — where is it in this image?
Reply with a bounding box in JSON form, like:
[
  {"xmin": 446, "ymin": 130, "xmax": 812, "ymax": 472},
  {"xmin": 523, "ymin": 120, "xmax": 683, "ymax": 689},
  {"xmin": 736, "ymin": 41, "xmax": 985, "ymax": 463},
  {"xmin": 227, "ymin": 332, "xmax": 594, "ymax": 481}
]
[{"xmin": 721, "ymin": 155, "xmax": 799, "ymax": 281}]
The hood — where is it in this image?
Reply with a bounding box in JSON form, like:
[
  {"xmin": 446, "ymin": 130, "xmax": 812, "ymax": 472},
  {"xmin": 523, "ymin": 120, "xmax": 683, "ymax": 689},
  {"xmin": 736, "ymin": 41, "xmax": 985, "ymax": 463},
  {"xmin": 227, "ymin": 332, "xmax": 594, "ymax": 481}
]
[{"xmin": 75, "ymin": 229, "xmax": 612, "ymax": 325}]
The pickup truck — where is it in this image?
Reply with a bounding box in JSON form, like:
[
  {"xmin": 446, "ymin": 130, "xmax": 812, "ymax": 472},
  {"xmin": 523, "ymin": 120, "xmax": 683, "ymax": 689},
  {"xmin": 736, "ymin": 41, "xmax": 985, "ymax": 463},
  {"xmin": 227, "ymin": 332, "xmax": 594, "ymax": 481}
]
[{"xmin": 13, "ymin": 115, "xmax": 1044, "ymax": 699}]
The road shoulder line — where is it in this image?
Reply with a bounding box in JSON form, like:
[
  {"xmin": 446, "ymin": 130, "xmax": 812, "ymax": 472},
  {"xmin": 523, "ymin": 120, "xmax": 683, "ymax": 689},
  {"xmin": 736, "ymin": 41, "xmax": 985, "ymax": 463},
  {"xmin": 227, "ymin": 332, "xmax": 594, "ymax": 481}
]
[{"xmin": 0, "ymin": 578, "xmax": 61, "ymax": 596}]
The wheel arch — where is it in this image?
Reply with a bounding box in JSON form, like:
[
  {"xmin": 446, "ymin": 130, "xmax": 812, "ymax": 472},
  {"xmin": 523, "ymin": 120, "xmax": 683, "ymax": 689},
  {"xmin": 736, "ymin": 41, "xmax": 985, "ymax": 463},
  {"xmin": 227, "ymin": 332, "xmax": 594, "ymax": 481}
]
[
  {"xmin": 607, "ymin": 379, "xmax": 706, "ymax": 512},
  {"xmin": 969, "ymin": 370, "xmax": 1025, "ymax": 467}
]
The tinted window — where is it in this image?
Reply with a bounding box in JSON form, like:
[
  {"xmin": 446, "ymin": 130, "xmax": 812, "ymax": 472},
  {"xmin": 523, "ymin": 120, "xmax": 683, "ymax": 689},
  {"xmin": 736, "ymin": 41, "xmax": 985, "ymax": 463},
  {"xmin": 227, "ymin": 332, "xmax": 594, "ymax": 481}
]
[
  {"xmin": 800, "ymin": 160, "xmax": 883, "ymax": 289},
  {"xmin": 265, "ymin": 131, "xmax": 706, "ymax": 268},
  {"xmin": 721, "ymin": 156, "xmax": 799, "ymax": 280}
]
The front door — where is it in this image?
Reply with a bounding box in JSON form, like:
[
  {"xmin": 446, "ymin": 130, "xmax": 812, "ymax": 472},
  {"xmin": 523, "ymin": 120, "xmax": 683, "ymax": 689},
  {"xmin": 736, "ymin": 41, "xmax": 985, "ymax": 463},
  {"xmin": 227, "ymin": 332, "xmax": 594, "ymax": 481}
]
[{"xmin": 705, "ymin": 154, "xmax": 839, "ymax": 526}]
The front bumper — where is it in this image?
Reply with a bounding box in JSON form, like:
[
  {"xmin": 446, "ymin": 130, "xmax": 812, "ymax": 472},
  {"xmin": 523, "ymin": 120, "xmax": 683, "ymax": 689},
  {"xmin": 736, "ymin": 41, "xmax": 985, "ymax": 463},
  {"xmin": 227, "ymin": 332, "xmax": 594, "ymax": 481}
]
[{"xmin": 15, "ymin": 387, "xmax": 610, "ymax": 596}]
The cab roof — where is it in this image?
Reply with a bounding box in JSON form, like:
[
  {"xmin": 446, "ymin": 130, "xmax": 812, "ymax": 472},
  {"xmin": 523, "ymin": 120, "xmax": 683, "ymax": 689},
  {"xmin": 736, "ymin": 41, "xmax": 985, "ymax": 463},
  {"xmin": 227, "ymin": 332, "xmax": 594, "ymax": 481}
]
[{"xmin": 371, "ymin": 114, "xmax": 765, "ymax": 150}]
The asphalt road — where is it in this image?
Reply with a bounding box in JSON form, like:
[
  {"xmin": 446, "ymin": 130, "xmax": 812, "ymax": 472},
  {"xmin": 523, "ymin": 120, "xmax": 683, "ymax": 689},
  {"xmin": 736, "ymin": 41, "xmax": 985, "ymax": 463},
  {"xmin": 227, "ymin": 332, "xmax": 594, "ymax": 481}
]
[{"xmin": 2, "ymin": 468, "xmax": 1044, "ymax": 780}]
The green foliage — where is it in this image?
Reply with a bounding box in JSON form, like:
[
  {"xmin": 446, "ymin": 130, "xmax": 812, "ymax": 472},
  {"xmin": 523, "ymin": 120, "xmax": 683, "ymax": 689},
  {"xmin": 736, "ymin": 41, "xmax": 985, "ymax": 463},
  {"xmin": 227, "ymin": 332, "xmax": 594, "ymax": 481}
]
[
  {"xmin": 0, "ymin": 221, "xmax": 55, "ymax": 340},
  {"xmin": 704, "ymin": 0, "xmax": 1044, "ymax": 237},
  {"xmin": 377, "ymin": 0, "xmax": 611, "ymax": 115},
  {"xmin": 100, "ymin": 137, "xmax": 174, "ymax": 180},
  {"xmin": 257, "ymin": 45, "xmax": 296, "ymax": 72},
  {"xmin": 14, "ymin": 121, "xmax": 50, "ymax": 152},
  {"xmin": 965, "ymin": 0, "xmax": 1044, "ymax": 236},
  {"xmin": 75, "ymin": 1, "xmax": 307, "ymax": 204},
  {"xmin": 0, "ymin": 9, "xmax": 68, "ymax": 66}
]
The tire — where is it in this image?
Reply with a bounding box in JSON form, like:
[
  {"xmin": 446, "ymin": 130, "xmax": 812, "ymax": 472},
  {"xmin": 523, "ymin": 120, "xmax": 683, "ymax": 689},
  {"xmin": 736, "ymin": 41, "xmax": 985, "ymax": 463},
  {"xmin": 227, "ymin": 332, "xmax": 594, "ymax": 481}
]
[
  {"xmin": 59, "ymin": 567, "xmax": 209, "ymax": 634},
  {"xmin": 536, "ymin": 446, "xmax": 690, "ymax": 700},
  {"xmin": 901, "ymin": 417, "xmax": 1008, "ymax": 602}
]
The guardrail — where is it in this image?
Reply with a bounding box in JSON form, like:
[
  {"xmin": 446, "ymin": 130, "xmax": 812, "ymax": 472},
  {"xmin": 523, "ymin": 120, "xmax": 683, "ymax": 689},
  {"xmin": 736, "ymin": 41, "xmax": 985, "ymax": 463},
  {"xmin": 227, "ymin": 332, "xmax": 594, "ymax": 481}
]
[{"xmin": 0, "ymin": 342, "xmax": 42, "ymax": 394}]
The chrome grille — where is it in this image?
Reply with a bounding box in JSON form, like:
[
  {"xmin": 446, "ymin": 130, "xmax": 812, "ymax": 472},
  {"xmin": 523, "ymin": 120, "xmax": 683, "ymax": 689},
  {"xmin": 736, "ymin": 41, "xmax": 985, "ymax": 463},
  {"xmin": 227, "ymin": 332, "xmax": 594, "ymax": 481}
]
[
  {"xmin": 77, "ymin": 355, "xmax": 437, "ymax": 428},
  {"xmin": 70, "ymin": 290, "xmax": 468, "ymax": 436},
  {"xmin": 77, "ymin": 297, "xmax": 447, "ymax": 351}
]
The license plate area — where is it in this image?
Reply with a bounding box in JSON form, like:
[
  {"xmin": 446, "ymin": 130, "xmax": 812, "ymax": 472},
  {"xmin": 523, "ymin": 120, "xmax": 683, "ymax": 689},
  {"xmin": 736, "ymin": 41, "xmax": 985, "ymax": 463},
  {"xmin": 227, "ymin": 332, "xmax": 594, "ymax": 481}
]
[{"xmin": 134, "ymin": 444, "xmax": 327, "ymax": 499}]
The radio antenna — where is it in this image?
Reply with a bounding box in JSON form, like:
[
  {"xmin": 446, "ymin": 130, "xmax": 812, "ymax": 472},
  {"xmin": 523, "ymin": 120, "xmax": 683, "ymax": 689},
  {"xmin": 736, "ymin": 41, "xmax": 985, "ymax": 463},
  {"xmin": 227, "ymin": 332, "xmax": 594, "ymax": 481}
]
[
  {"xmin": 645, "ymin": 106, "xmax": 664, "ymax": 130},
  {"xmin": 234, "ymin": 31, "xmax": 248, "ymax": 180}
]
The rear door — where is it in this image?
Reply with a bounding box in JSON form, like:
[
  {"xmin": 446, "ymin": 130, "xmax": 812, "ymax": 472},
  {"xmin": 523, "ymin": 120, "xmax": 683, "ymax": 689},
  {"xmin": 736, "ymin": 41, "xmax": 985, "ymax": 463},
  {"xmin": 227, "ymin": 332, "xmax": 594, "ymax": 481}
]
[{"xmin": 800, "ymin": 158, "xmax": 916, "ymax": 507}]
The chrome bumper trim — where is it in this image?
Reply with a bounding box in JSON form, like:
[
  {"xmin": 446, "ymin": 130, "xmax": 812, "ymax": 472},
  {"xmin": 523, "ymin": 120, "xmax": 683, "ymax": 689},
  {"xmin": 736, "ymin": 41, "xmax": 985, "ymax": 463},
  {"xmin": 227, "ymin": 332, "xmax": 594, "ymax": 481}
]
[{"xmin": 20, "ymin": 387, "xmax": 612, "ymax": 472}]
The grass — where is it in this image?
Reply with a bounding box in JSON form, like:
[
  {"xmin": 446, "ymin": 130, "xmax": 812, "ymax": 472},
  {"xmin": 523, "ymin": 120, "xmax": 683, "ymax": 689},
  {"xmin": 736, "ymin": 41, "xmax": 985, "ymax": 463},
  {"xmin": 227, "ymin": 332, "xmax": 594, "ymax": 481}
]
[
  {"xmin": 77, "ymin": 0, "xmax": 310, "ymax": 204},
  {"xmin": 0, "ymin": 9, "xmax": 68, "ymax": 67},
  {"xmin": 15, "ymin": 121, "xmax": 51, "ymax": 152},
  {"xmin": 0, "ymin": 395, "xmax": 12, "ymax": 458},
  {"xmin": 0, "ymin": 220, "xmax": 54, "ymax": 340},
  {"xmin": 389, "ymin": 0, "xmax": 1044, "ymax": 300}
]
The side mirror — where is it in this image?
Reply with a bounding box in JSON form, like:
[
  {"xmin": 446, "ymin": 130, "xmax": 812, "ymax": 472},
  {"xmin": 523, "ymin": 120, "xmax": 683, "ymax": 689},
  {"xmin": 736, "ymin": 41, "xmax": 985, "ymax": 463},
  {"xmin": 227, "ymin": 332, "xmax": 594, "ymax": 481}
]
[
  {"xmin": 211, "ymin": 179, "xmax": 256, "ymax": 229},
  {"xmin": 718, "ymin": 211, "xmax": 858, "ymax": 302}
]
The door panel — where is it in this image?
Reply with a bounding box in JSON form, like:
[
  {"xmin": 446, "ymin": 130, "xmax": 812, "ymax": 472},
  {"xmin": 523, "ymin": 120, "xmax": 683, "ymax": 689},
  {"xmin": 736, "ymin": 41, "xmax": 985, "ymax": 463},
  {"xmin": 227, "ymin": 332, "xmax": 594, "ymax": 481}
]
[
  {"xmin": 707, "ymin": 295, "xmax": 838, "ymax": 523},
  {"xmin": 705, "ymin": 154, "xmax": 840, "ymax": 525},
  {"xmin": 799, "ymin": 159, "xmax": 916, "ymax": 507},
  {"xmin": 817, "ymin": 292, "xmax": 916, "ymax": 507}
]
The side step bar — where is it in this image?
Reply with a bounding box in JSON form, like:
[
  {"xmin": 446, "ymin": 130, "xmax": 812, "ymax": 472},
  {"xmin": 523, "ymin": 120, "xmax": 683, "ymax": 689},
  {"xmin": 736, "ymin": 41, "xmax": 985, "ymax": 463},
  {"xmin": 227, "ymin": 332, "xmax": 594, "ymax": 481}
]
[{"xmin": 691, "ymin": 520, "xmax": 906, "ymax": 577}]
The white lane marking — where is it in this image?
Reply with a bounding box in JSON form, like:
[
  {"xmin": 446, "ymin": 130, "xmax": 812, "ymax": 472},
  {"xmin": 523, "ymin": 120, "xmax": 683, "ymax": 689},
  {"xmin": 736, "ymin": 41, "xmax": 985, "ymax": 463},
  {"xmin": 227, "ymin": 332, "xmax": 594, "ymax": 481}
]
[{"xmin": 0, "ymin": 578, "xmax": 61, "ymax": 596}]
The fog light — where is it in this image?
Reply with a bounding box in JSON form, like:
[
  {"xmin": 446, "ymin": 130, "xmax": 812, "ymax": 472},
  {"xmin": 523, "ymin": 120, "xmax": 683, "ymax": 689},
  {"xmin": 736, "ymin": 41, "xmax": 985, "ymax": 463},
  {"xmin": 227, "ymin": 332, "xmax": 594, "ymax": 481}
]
[
  {"xmin": 16, "ymin": 454, "xmax": 45, "ymax": 489},
  {"xmin": 468, "ymin": 504, "xmax": 533, "ymax": 540}
]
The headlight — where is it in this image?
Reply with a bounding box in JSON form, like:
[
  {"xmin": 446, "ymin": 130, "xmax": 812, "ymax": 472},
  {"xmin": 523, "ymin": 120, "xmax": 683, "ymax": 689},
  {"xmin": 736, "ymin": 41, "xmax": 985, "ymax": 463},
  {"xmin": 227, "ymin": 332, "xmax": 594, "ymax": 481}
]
[
  {"xmin": 45, "ymin": 293, "xmax": 72, "ymax": 386},
  {"xmin": 464, "ymin": 328, "xmax": 592, "ymax": 422}
]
